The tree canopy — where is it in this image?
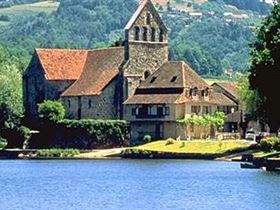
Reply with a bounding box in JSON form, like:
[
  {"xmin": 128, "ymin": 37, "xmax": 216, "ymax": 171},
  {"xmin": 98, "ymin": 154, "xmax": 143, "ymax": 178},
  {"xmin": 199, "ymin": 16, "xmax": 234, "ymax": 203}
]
[{"xmin": 249, "ymin": 0, "xmax": 280, "ymax": 131}]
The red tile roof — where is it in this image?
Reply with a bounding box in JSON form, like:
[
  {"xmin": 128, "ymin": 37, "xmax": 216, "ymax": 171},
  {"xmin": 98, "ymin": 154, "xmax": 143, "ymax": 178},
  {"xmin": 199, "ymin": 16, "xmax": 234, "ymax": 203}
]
[
  {"xmin": 36, "ymin": 48, "xmax": 88, "ymax": 80},
  {"xmin": 61, "ymin": 47, "xmax": 124, "ymax": 97}
]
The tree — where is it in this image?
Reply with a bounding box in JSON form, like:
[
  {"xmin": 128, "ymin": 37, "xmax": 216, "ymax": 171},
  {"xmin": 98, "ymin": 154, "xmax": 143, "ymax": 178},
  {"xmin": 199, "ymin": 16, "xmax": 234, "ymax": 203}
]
[
  {"xmin": 249, "ymin": 0, "xmax": 280, "ymax": 131},
  {"xmin": 237, "ymin": 75, "xmax": 262, "ymax": 116},
  {"xmin": 37, "ymin": 100, "xmax": 65, "ymax": 123}
]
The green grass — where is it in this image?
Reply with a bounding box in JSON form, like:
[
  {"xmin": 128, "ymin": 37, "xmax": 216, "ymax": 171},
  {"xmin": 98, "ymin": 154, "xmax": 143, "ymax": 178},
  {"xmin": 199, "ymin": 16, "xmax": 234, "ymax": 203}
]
[
  {"xmin": 0, "ymin": 1, "xmax": 59, "ymax": 26},
  {"xmin": 253, "ymin": 151, "xmax": 280, "ymax": 158},
  {"xmin": 133, "ymin": 140, "xmax": 252, "ymax": 154}
]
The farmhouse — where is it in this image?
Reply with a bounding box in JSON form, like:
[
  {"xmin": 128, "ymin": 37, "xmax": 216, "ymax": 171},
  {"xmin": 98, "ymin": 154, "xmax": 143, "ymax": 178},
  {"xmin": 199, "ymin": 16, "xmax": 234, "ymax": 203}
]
[{"xmin": 23, "ymin": 0, "xmax": 239, "ymax": 140}]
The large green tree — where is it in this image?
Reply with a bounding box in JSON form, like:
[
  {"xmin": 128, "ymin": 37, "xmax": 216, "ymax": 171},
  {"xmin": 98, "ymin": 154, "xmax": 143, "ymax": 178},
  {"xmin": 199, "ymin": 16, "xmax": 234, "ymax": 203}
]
[{"xmin": 249, "ymin": 0, "xmax": 280, "ymax": 131}]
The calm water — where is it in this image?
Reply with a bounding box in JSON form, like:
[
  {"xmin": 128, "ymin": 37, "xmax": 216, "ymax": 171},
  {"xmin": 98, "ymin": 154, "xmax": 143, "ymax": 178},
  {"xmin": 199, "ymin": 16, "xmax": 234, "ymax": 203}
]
[{"xmin": 0, "ymin": 160, "xmax": 280, "ymax": 210}]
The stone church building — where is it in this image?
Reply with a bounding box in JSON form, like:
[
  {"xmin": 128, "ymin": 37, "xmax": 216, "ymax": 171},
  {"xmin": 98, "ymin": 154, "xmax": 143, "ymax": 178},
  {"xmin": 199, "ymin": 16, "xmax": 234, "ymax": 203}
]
[{"xmin": 23, "ymin": 0, "xmax": 239, "ymax": 140}]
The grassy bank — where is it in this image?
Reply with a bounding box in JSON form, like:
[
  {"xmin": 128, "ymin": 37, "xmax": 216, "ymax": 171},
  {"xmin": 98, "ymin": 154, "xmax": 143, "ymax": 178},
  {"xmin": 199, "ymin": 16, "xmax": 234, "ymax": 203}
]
[
  {"xmin": 135, "ymin": 140, "xmax": 252, "ymax": 154},
  {"xmin": 121, "ymin": 140, "xmax": 254, "ymax": 159}
]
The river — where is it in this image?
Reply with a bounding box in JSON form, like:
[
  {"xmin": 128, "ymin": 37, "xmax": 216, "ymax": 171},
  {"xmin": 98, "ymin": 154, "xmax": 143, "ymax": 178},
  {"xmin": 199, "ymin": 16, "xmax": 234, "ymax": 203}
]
[{"xmin": 0, "ymin": 160, "xmax": 280, "ymax": 210}]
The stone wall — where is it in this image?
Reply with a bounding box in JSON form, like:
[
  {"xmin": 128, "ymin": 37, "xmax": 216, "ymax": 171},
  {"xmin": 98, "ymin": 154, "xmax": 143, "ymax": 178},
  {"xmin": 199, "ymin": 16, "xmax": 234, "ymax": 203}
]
[
  {"xmin": 23, "ymin": 55, "xmax": 74, "ymax": 120},
  {"xmin": 123, "ymin": 1, "xmax": 168, "ymax": 98},
  {"xmin": 62, "ymin": 78, "xmax": 118, "ymax": 120}
]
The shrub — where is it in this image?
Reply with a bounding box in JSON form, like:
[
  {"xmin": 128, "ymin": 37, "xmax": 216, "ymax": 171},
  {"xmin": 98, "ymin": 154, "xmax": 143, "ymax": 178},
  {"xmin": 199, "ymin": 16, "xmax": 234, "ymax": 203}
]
[
  {"xmin": 260, "ymin": 137, "xmax": 279, "ymax": 152},
  {"xmin": 166, "ymin": 138, "xmax": 175, "ymax": 145},
  {"xmin": 36, "ymin": 149, "xmax": 80, "ymax": 158},
  {"xmin": 143, "ymin": 135, "xmax": 152, "ymax": 143},
  {"xmin": 2, "ymin": 126, "xmax": 31, "ymax": 148},
  {"xmin": 38, "ymin": 100, "xmax": 65, "ymax": 123},
  {"xmin": 0, "ymin": 137, "xmax": 7, "ymax": 149}
]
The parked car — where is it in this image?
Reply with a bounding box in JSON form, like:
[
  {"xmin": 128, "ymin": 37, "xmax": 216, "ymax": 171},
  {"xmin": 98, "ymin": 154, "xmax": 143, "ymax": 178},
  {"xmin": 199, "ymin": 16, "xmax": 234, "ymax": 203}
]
[{"xmin": 245, "ymin": 130, "xmax": 261, "ymax": 141}]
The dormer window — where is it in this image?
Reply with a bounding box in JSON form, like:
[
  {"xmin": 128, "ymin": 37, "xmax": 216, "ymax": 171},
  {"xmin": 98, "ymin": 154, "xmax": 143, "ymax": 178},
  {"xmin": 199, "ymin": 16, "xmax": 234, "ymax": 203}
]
[
  {"xmin": 134, "ymin": 26, "xmax": 140, "ymax": 41},
  {"xmin": 146, "ymin": 13, "xmax": 151, "ymax": 25},
  {"xmin": 150, "ymin": 76, "xmax": 157, "ymax": 83},
  {"xmin": 143, "ymin": 27, "xmax": 148, "ymax": 41},
  {"xmin": 192, "ymin": 87, "xmax": 198, "ymax": 96},
  {"xmin": 170, "ymin": 76, "xmax": 177, "ymax": 83},
  {"xmin": 204, "ymin": 88, "xmax": 209, "ymax": 97}
]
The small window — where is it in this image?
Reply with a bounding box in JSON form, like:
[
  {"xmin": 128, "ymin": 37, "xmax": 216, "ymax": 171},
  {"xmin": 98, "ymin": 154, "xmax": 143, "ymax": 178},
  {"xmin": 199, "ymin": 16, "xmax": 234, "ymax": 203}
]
[
  {"xmin": 146, "ymin": 13, "xmax": 151, "ymax": 25},
  {"xmin": 132, "ymin": 108, "xmax": 136, "ymax": 116},
  {"xmin": 143, "ymin": 27, "xmax": 148, "ymax": 41},
  {"xmin": 68, "ymin": 100, "xmax": 71, "ymax": 108},
  {"xmin": 88, "ymin": 99, "xmax": 92, "ymax": 109},
  {"xmin": 134, "ymin": 26, "xmax": 140, "ymax": 41},
  {"xmin": 151, "ymin": 28, "xmax": 156, "ymax": 42},
  {"xmin": 150, "ymin": 76, "xmax": 157, "ymax": 83},
  {"xmin": 170, "ymin": 76, "xmax": 177, "ymax": 83},
  {"xmin": 159, "ymin": 29, "xmax": 164, "ymax": 42},
  {"xmin": 144, "ymin": 70, "xmax": 151, "ymax": 79},
  {"xmin": 164, "ymin": 107, "xmax": 170, "ymax": 116}
]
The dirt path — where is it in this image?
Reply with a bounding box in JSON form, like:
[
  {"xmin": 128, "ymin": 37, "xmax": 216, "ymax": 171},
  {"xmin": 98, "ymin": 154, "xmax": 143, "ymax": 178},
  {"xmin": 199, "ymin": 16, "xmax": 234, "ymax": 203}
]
[{"xmin": 75, "ymin": 148, "xmax": 125, "ymax": 159}]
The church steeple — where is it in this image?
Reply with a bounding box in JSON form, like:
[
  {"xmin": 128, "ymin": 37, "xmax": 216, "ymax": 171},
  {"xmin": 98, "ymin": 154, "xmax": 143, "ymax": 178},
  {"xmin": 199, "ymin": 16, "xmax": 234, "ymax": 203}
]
[{"xmin": 122, "ymin": 0, "xmax": 169, "ymax": 98}]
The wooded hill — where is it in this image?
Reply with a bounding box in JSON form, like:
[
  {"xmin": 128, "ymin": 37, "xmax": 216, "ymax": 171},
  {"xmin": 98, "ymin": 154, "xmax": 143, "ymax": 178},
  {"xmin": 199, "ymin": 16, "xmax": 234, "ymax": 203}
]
[{"xmin": 0, "ymin": 0, "xmax": 271, "ymax": 75}]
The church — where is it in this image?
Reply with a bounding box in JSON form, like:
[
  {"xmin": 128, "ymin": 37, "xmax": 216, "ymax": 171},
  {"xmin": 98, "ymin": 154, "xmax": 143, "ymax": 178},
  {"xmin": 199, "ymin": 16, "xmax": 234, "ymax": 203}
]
[{"xmin": 23, "ymin": 0, "xmax": 239, "ymax": 140}]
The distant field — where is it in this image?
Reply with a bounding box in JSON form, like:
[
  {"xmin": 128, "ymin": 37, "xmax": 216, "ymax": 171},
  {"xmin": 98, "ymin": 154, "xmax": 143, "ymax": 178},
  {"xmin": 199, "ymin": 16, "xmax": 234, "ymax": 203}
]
[{"xmin": 0, "ymin": 1, "xmax": 59, "ymax": 26}]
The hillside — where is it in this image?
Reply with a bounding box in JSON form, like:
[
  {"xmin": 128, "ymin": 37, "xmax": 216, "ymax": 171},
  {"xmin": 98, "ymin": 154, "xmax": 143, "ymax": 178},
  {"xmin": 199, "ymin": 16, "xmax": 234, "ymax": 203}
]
[{"xmin": 0, "ymin": 0, "xmax": 271, "ymax": 75}]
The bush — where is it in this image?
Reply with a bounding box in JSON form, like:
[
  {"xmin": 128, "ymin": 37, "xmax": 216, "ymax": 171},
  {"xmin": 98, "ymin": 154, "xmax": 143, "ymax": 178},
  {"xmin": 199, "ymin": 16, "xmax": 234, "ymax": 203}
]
[
  {"xmin": 260, "ymin": 137, "xmax": 280, "ymax": 152},
  {"xmin": 36, "ymin": 149, "xmax": 80, "ymax": 158},
  {"xmin": 166, "ymin": 138, "xmax": 175, "ymax": 145},
  {"xmin": 38, "ymin": 100, "xmax": 65, "ymax": 123},
  {"xmin": 2, "ymin": 126, "xmax": 31, "ymax": 148},
  {"xmin": 0, "ymin": 137, "xmax": 7, "ymax": 149},
  {"xmin": 143, "ymin": 135, "xmax": 152, "ymax": 143}
]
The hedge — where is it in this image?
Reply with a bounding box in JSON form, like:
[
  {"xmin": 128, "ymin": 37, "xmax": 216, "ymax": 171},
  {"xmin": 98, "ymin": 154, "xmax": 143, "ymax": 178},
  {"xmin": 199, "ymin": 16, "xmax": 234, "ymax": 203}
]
[{"xmin": 33, "ymin": 119, "xmax": 129, "ymax": 149}]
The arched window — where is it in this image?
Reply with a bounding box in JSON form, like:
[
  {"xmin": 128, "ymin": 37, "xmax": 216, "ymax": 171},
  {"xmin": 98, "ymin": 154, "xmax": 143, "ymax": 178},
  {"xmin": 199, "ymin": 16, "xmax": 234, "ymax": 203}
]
[
  {"xmin": 151, "ymin": 28, "xmax": 156, "ymax": 42},
  {"xmin": 134, "ymin": 26, "xmax": 140, "ymax": 41},
  {"xmin": 144, "ymin": 70, "xmax": 151, "ymax": 79},
  {"xmin": 143, "ymin": 27, "xmax": 148, "ymax": 41},
  {"xmin": 159, "ymin": 29, "xmax": 164, "ymax": 42},
  {"xmin": 146, "ymin": 13, "xmax": 151, "ymax": 25}
]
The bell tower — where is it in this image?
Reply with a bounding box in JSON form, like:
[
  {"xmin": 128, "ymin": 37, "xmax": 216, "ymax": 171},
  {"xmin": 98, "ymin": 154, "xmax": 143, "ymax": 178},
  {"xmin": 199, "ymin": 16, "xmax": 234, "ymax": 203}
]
[{"xmin": 123, "ymin": 0, "xmax": 169, "ymax": 99}]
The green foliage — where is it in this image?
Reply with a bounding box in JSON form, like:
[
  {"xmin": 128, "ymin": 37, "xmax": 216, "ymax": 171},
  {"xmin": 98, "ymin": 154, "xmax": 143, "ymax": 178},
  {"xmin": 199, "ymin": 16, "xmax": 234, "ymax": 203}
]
[
  {"xmin": 0, "ymin": 45, "xmax": 23, "ymax": 130},
  {"xmin": 36, "ymin": 148, "xmax": 80, "ymax": 158},
  {"xmin": 260, "ymin": 137, "xmax": 280, "ymax": 152},
  {"xmin": 38, "ymin": 100, "xmax": 65, "ymax": 123},
  {"xmin": 2, "ymin": 126, "xmax": 31, "ymax": 148},
  {"xmin": 143, "ymin": 135, "xmax": 152, "ymax": 143},
  {"xmin": 0, "ymin": 137, "xmax": 7, "ymax": 149},
  {"xmin": 237, "ymin": 74, "xmax": 262, "ymax": 115},
  {"xmin": 177, "ymin": 112, "xmax": 225, "ymax": 129},
  {"xmin": 59, "ymin": 119, "xmax": 129, "ymax": 145},
  {"xmin": 0, "ymin": 0, "xmax": 265, "ymax": 76},
  {"xmin": 248, "ymin": 1, "xmax": 280, "ymax": 130}
]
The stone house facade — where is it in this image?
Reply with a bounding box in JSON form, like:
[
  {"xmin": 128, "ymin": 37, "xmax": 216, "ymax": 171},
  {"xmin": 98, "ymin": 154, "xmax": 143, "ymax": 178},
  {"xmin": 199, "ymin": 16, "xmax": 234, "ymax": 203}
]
[{"xmin": 23, "ymin": 0, "xmax": 239, "ymax": 140}]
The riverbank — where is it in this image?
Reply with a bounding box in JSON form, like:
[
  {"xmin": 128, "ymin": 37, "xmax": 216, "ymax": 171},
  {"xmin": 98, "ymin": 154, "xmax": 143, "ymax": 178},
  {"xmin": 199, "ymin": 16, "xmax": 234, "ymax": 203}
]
[
  {"xmin": 0, "ymin": 140, "xmax": 257, "ymax": 160},
  {"xmin": 120, "ymin": 140, "xmax": 255, "ymax": 159}
]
